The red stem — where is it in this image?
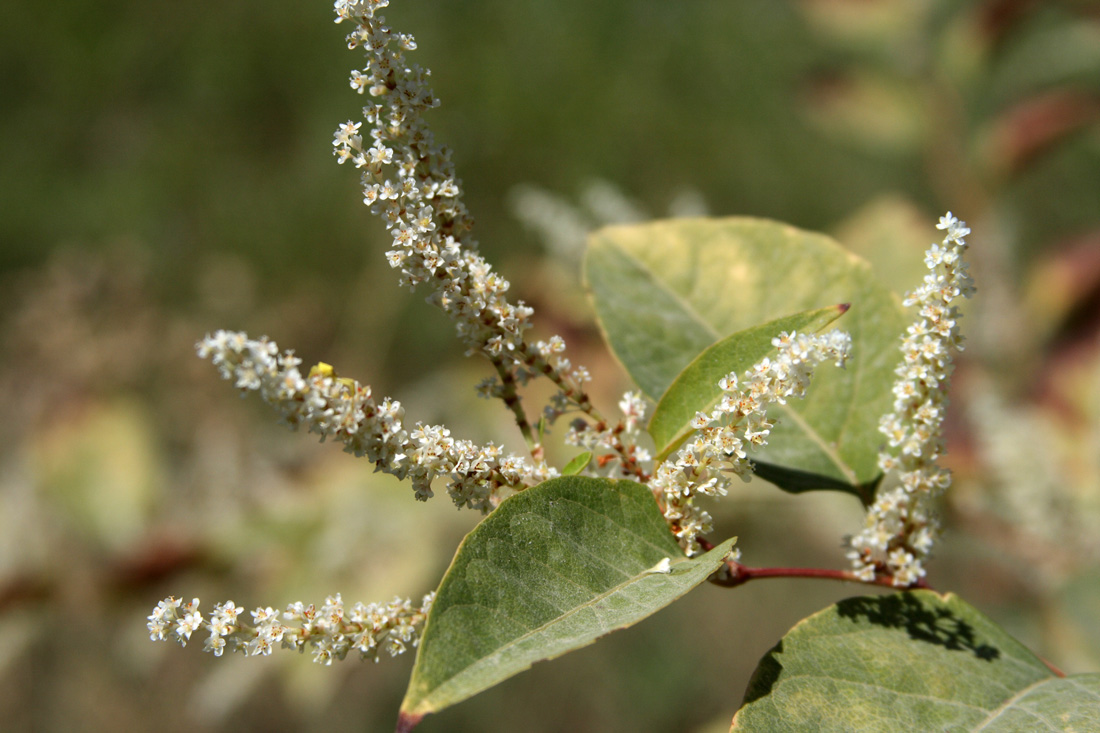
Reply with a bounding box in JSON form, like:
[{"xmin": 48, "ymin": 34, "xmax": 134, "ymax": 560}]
[
  {"xmin": 693, "ymin": 536, "xmax": 931, "ymax": 590},
  {"xmin": 711, "ymin": 560, "xmax": 932, "ymax": 590},
  {"xmin": 1040, "ymin": 657, "xmax": 1067, "ymax": 678}
]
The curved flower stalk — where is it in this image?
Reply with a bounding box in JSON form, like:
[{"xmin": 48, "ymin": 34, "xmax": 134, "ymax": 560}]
[
  {"xmin": 198, "ymin": 330, "xmax": 555, "ymax": 511},
  {"xmin": 148, "ymin": 593, "xmax": 434, "ymax": 665},
  {"xmin": 848, "ymin": 213, "xmax": 976, "ymax": 586},
  {"xmin": 652, "ymin": 330, "xmax": 853, "ymax": 555},
  {"xmin": 332, "ymin": 0, "xmax": 594, "ymax": 440}
]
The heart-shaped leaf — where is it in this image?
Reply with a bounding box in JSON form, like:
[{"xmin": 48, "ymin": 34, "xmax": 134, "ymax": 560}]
[
  {"xmin": 398, "ymin": 476, "xmax": 737, "ymax": 728},
  {"xmin": 585, "ymin": 217, "xmax": 906, "ymax": 493},
  {"xmin": 732, "ymin": 590, "xmax": 1100, "ymax": 732},
  {"xmin": 648, "ymin": 304, "xmax": 848, "ymax": 462}
]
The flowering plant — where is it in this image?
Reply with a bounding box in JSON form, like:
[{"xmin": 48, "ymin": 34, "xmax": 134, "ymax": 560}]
[{"xmin": 148, "ymin": 1, "xmax": 1100, "ymax": 730}]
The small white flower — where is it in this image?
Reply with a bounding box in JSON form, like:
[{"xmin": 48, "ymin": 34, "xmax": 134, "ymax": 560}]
[
  {"xmin": 850, "ymin": 213, "xmax": 974, "ymax": 585},
  {"xmin": 653, "ymin": 330, "xmax": 851, "ymax": 554}
]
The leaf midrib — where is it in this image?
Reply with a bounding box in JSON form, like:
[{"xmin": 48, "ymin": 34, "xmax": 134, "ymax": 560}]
[{"xmin": 419, "ymin": 495, "xmax": 687, "ymax": 694}]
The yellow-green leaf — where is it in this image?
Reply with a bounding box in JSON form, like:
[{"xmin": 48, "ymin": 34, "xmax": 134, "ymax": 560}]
[{"xmin": 585, "ymin": 217, "xmax": 906, "ymax": 493}]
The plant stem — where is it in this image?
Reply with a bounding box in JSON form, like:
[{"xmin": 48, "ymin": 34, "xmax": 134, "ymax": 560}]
[
  {"xmin": 505, "ymin": 341, "xmax": 650, "ymax": 477},
  {"xmin": 491, "ymin": 357, "xmax": 540, "ymax": 458},
  {"xmin": 519, "ymin": 341, "xmax": 603, "ymax": 421},
  {"xmin": 695, "ymin": 539, "xmax": 930, "ymax": 590},
  {"xmin": 712, "ymin": 561, "xmax": 931, "ymax": 590},
  {"xmin": 1040, "ymin": 657, "xmax": 1067, "ymax": 678}
]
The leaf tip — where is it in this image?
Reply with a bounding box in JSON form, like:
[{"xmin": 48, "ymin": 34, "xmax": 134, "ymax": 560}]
[
  {"xmin": 395, "ymin": 711, "xmax": 424, "ymax": 733},
  {"xmin": 837, "ymin": 302, "xmax": 851, "ymax": 314}
]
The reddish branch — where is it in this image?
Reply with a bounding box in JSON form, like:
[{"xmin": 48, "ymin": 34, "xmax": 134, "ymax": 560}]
[
  {"xmin": 695, "ymin": 537, "xmax": 931, "ymax": 590},
  {"xmin": 712, "ymin": 561, "xmax": 932, "ymax": 590}
]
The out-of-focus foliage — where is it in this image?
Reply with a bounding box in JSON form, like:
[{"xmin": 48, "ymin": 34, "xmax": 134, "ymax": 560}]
[{"xmin": 1, "ymin": 0, "xmax": 1098, "ymax": 731}]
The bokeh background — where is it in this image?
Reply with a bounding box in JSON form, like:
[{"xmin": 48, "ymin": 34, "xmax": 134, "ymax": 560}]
[{"xmin": 2, "ymin": 0, "xmax": 1099, "ymax": 731}]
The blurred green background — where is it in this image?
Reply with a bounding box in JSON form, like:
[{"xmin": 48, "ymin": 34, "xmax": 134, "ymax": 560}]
[{"xmin": 2, "ymin": 0, "xmax": 1099, "ymax": 731}]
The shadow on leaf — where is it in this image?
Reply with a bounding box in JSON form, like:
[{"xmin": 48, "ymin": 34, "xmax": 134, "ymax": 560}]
[
  {"xmin": 836, "ymin": 593, "xmax": 1000, "ymax": 662},
  {"xmin": 740, "ymin": 640, "xmax": 784, "ymax": 706},
  {"xmin": 739, "ymin": 593, "xmax": 1005, "ymax": 711}
]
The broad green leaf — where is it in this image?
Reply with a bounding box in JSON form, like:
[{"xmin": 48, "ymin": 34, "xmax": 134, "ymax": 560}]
[
  {"xmin": 560, "ymin": 451, "xmax": 593, "ymax": 475},
  {"xmin": 648, "ymin": 305, "xmax": 848, "ymax": 462},
  {"xmin": 732, "ymin": 590, "xmax": 1100, "ymax": 732},
  {"xmin": 398, "ymin": 476, "xmax": 737, "ymax": 727},
  {"xmin": 833, "ymin": 195, "xmax": 933, "ymax": 299},
  {"xmin": 585, "ymin": 217, "xmax": 907, "ymax": 492}
]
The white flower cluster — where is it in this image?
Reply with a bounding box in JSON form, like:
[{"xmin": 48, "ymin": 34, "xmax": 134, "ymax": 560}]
[
  {"xmin": 848, "ymin": 213, "xmax": 976, "ymax": 586},
  {"xmin": 331, "ymin": 0, "xmax": 588, "ymax": 405},
  {"xmin": 565, "ymin": 391, "xmax": 654, "ymax": 479},
  {"xmin": 148, "ymin": 592, "xmax": 434, "ymax": 664},
  {"xmin": 652, "ymin": 330, "xmax": 853, "ymax": 555},
  {"xmin": 198, "ymin": 330, "xmax": 555, "ymax": 511}
]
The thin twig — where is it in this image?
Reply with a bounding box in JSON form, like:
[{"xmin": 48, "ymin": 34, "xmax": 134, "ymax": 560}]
[{"xmin": 490, "ymin": 356, "xmax": 540, "ymax": 458}]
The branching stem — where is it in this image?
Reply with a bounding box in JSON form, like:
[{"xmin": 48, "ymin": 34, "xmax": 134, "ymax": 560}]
[{"xmin": 519, "ymin": 342, "xmax": 603, "ymax": 420}]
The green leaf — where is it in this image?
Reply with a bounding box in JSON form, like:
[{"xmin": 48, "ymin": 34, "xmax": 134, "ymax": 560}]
[
  {"xmin": 398, "ymin": 476, "xmax": 737, "ymax": 725},
  {"xmin": 560, "ymin": 451, "xmax": 593, "ymax": 475},
  {"xmin": 648, "ymin": 305, "xmax": 848, "ymax": 462},
  {"xmin": 585, "ymin": 217, "xmax": 907, "ymax": 492},
  {"xmin": 732, "ymin": 590, "xmax": 1100, "ymax": 732},
  {"xmin": 748, "ymin": 461, "xmax": 879, "ymax": 505}
]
